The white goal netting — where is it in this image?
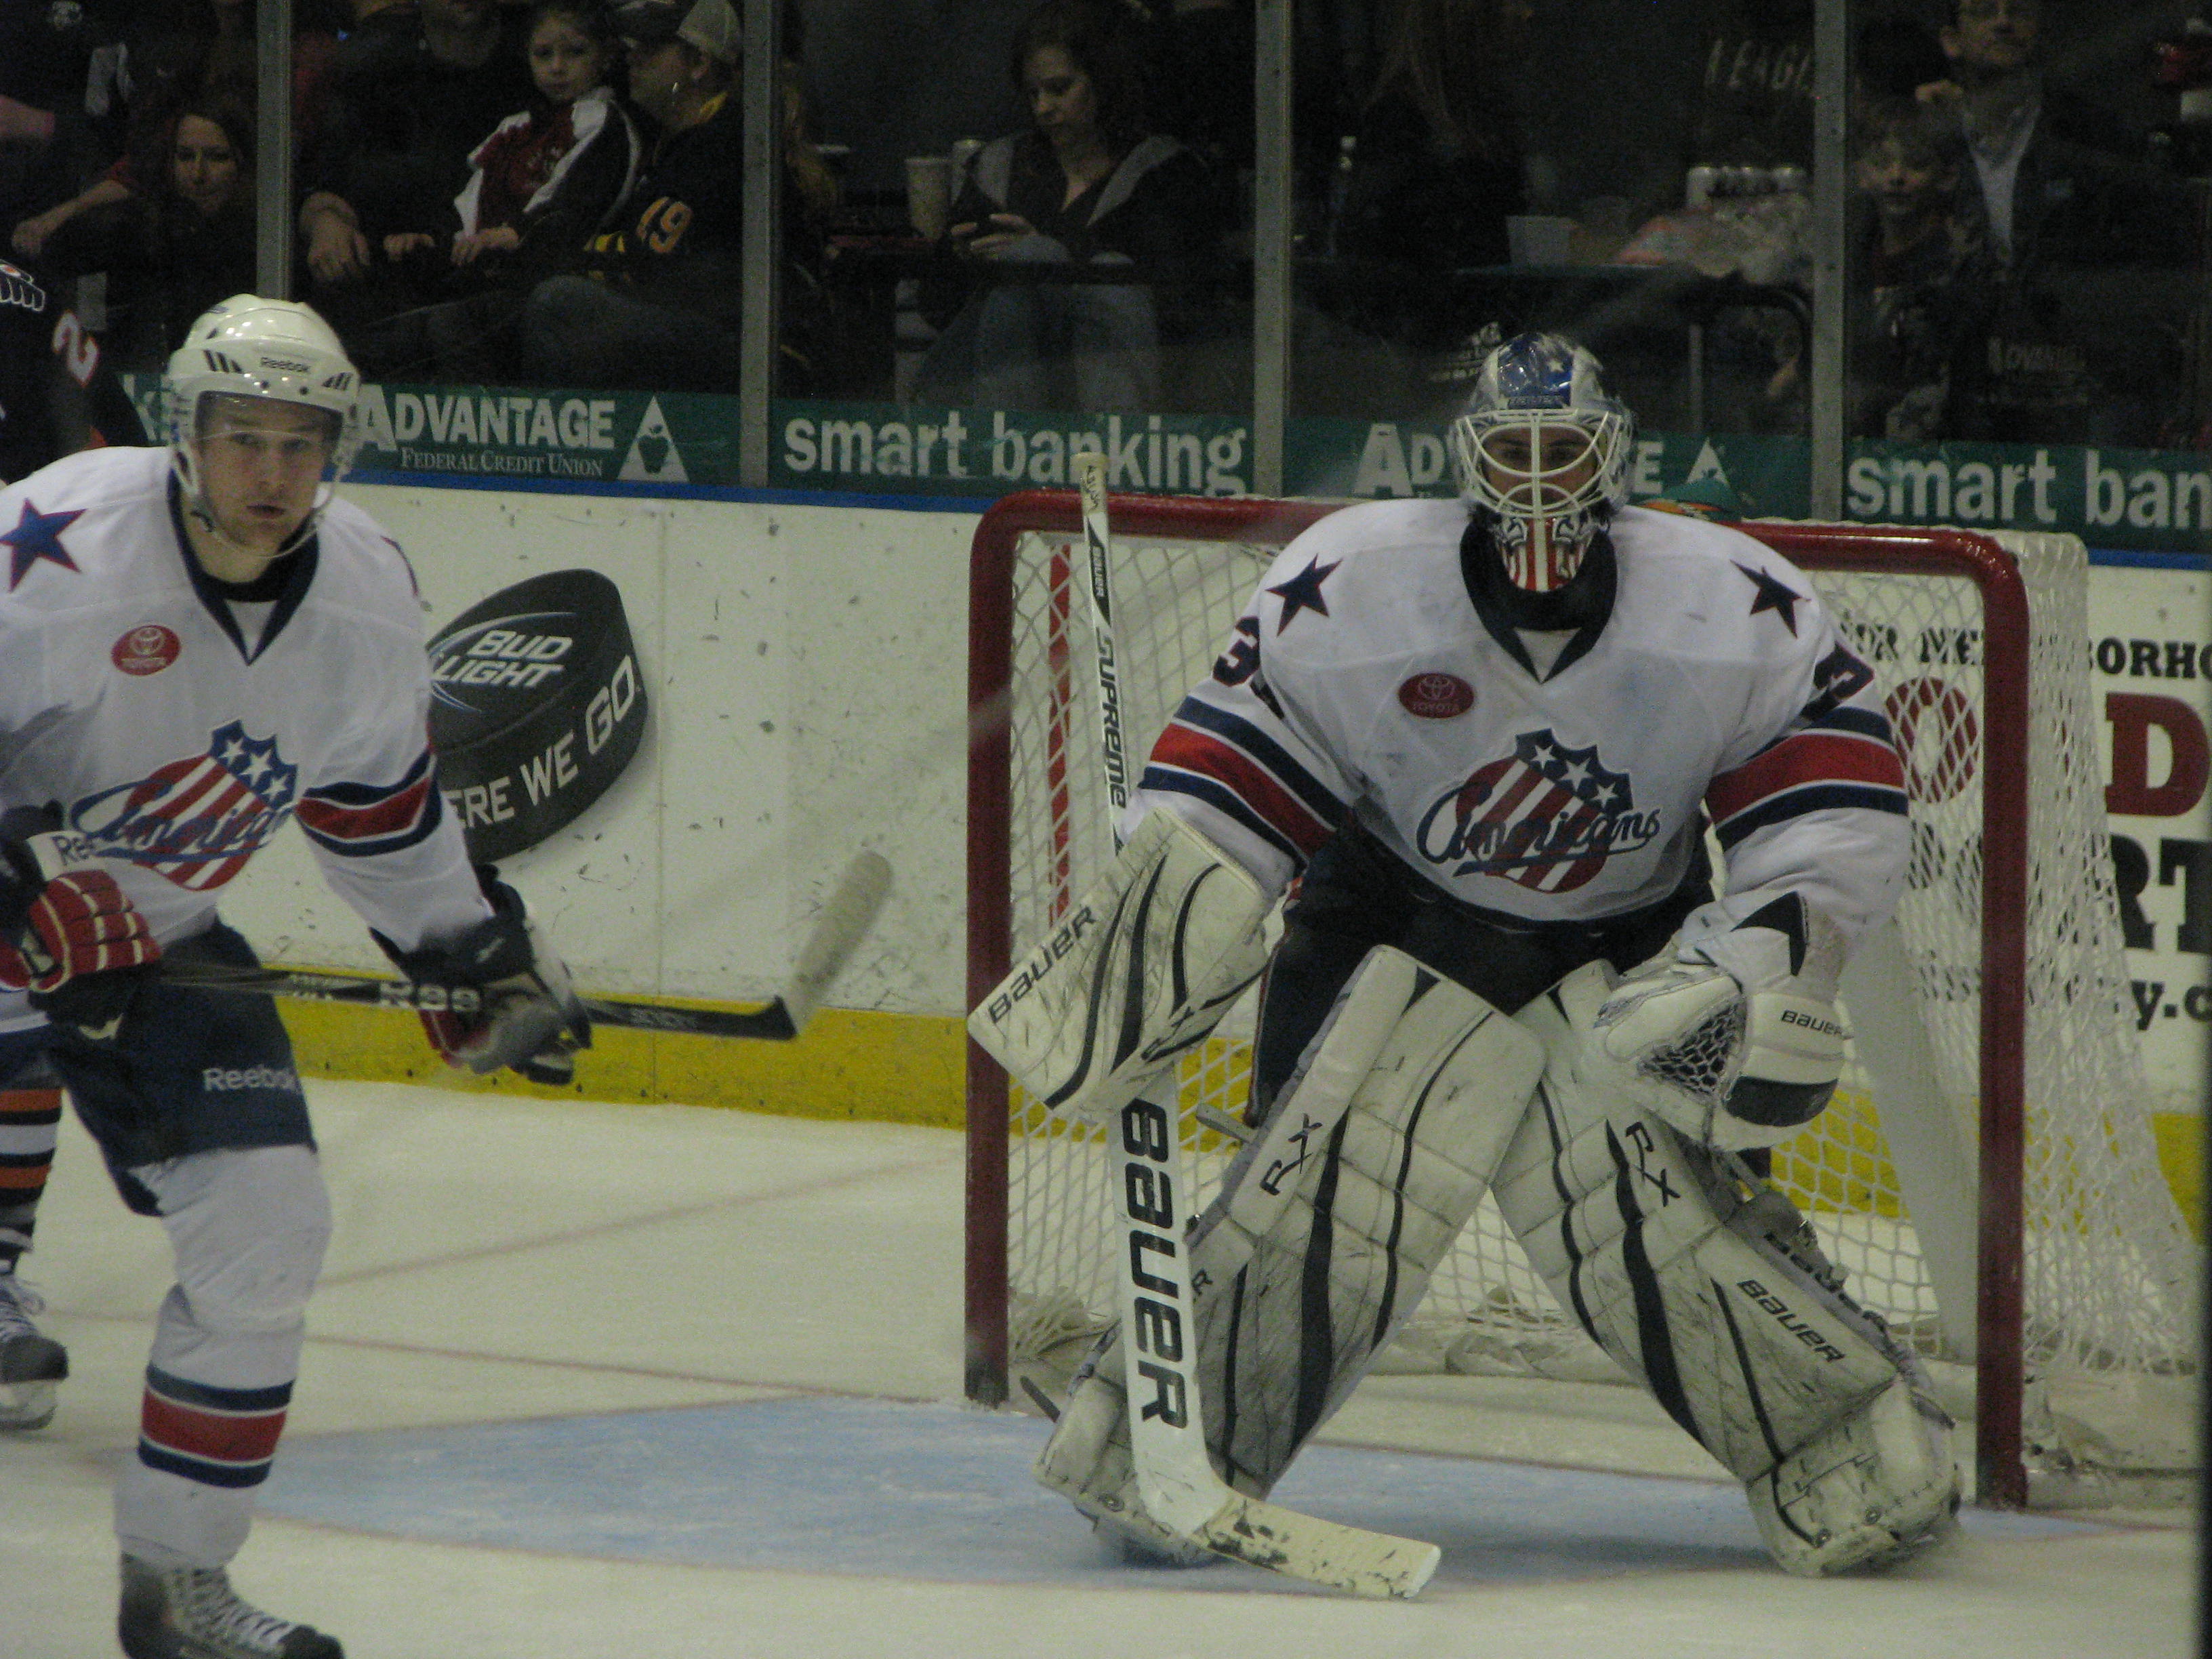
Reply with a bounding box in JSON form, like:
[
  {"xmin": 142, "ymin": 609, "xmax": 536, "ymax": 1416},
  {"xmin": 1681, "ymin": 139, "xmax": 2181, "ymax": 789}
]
[{"xmin": 979, "ymin": 513, "xmax": 2198, "ymax": 1496}]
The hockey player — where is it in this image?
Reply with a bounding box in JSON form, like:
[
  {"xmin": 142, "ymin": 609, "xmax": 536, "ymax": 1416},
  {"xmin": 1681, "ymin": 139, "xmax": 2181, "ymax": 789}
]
[
  {"xmin": 971, "ymin": 332, "xmax": 1960, "ymax": 1580},
  {"xmin": 0, "ymin": 252, "xmax": 148, "ymax": 1439},
  {"xmin": 0, "ymin": 293, "xmax": 590, "ymax": 1659}
]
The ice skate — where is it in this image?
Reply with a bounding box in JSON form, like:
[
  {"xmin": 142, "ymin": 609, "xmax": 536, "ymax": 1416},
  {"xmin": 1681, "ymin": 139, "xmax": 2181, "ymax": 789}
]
[
  {"xmin": 118, "ymin": 1557, "xmax": 343, "ymax": 1659},
  {"xmin": 0, "ymin": 1269, "xmax": 65, "ymax": 1431}
]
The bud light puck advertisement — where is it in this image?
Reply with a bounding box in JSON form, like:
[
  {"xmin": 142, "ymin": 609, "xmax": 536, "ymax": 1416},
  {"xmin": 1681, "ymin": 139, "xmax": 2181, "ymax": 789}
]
[{"xmin": 426, "ymin": 569, "xmax": 647, "ymax": 861}]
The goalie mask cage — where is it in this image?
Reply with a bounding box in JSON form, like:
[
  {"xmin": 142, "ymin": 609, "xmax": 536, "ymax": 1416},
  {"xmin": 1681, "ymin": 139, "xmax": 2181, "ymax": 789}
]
[{"xmin": 965, "ymin": 491, "xmax": 2199, "ymax": 1511}]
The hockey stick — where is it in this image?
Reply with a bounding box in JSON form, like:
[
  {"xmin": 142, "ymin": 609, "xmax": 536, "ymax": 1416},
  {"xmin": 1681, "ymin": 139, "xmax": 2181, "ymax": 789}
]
[
  {"xmin": 1072, "ymin": 451, "xmax": 1438, "ymax": 1599},
  {"xmin": 153, "ymin": 851, "xmax": 893, "ymax": 1043}
]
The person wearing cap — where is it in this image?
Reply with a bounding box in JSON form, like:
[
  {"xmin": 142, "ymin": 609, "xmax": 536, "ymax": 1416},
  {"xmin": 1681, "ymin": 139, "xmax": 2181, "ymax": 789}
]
[{"xmin": 519, "ymin": 0, "xmax": 751, "ymax": 390}]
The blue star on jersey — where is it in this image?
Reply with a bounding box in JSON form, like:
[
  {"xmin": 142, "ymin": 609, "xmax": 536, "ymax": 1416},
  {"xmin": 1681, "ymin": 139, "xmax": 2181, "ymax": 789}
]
[
  {"xmin": 2, "ymin": 500, "xmax": 83, "ymax": 590},
  {"xmin": 1734, "ymin": 562, "xmax": 1803, "ymax": 635},
  {"xmin": 1267, "ymin": 556, "xmax": 1338, "ymax": 634}
]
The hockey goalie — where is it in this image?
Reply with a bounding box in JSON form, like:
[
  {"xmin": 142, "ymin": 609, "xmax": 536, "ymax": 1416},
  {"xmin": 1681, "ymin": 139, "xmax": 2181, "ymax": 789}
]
[{"xmin": 969, "ymin": 332, "xmax": 1961, "ymax": 1580}]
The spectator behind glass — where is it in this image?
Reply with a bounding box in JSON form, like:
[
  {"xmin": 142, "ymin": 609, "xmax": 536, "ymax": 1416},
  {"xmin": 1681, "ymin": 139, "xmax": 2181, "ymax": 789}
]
[
  {"xmin": 520, "ymin": 0, "xmax": 750, "ymax": 390},
  {"xmin": 33, "ymin": 94, "xmax": 260, "ymax": 373},
  {"xmin": 915, "ymin": 0, "xmax": 1221, "ymax": 412},
  {"xmin": 385, "ymin": 0, "xmax": 642, "ymax": 283},
  {"xmin": 1337, "ymin": 0, "xmax": 1530, "ymax": 269},
  {"xmin": 122, "ymin": 0, "xmax": 344, "ymax": 150},
  {"xmin": 12, "ymin": 1, "xmax": 344, "ymax": 268},
  {"xmin": 0, "ymin": 0, "xmax": 115, "ymax": 236},
  {"xmin": 1847, "ymin": 99, "xmax": 1982, "ymax": 441},
  {"xmin": 298, "ymin": 0, "xmax": 533, "ymax": 324},
  {"xmin": 1917, "ymin": 0, "xmax": 2139, "ymax": 268},
  {"xmin": 1918, "ymin": 0, "xmax": 2183, "ymax": 442}
]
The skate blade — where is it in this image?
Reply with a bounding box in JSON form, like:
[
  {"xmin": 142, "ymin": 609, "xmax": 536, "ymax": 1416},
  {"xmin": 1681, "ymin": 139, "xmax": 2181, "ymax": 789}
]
[{"xmin": 0, "ymin": 1379, "xmax": 57, "ymax": 1431}]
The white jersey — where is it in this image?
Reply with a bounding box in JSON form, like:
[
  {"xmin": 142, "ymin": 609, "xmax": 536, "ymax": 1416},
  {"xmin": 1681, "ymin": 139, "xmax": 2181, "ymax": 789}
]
[
  {"xmin": 1132, "ymin": 499, "xmax": 1910, "ymax": 953},
  {"xmin": 0, "ymin": 447, "xmax": 491, "ymax": 1031}
]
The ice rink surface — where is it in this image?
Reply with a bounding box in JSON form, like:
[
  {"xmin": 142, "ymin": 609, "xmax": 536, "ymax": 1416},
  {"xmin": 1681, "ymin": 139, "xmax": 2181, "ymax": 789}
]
[{"xmin": 1, "ymin": 1080, "xmax": 2192, "ymax": 1658}]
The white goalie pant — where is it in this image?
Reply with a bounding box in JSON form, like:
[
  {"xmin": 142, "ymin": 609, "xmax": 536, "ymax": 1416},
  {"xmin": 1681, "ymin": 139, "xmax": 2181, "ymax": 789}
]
[
  {"xmin": 1037, "ymin": 947, "xmax": 1544, "ymax": 1553},
  {"xmin": 1495, "ymin": 963, "xmax": 1960, "ymax": 1576}
]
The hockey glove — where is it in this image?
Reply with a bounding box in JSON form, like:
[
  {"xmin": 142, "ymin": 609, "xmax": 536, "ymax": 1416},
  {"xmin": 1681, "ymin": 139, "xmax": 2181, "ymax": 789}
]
[
  {"xmin": 0, "ymin": 806, "xmax": 160, "ymax": 1031},
  {"xmin": 1582, "ymin": 893, "xmax": 1849, "ymax": 1150},
  {"xmin": 377, "ymin": 872, "xmax": 590, "ymax": 1085}
]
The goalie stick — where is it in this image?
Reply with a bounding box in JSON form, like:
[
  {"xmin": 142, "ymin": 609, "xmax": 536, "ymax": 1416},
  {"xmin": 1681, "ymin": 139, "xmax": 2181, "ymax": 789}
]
[
  {"xmin": 152, "ymin": 851, "xmax": 893, "ymax": 1044},
  {"xmin": 1071, "ymin": 451, "xmax": 1439, "ymax": 1599}
]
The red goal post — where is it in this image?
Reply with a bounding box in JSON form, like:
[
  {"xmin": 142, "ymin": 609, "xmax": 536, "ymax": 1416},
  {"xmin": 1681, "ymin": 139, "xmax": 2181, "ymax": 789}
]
[{"xmin": 966, "ymin": 490, "xmax": 2177, "ymax": 1514}]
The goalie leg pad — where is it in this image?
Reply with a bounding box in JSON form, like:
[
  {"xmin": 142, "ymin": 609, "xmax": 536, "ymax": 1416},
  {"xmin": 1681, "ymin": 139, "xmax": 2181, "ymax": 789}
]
[
  {"xmin": 969, "ymin": 811, "xmax": 1271, "ymax": 1124},
  {"xmin": 1036, "ymin": 947, "xmax": 1545, "ymax": 1546},
  {"xmin": 1490, "ymin": 964, "xmax": 1959, "ymax": 1575}
]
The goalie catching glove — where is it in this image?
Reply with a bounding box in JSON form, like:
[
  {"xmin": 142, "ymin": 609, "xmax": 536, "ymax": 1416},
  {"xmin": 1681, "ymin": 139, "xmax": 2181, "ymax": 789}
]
[
  {"xmin": 968, "ymin": 811, "xmax": 1271, "ymax": 1124},
  {"xmin": 377, "ymin": 870, "xmax": 590, "ymax": 1085},
  {"xmin": 1579, "ymin": 892, "xmax": 1849, "ymax": 1150},
  {"xmin": 0, "ymin": 806, "xmax": 160, "ymax": 1030}
]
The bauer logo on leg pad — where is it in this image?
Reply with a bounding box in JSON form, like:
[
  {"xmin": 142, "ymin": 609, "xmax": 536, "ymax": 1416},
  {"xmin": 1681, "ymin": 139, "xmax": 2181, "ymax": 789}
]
[{"xmin": 1734, "ymin": 1278, "xmax": 1847, "ymax": 1364}]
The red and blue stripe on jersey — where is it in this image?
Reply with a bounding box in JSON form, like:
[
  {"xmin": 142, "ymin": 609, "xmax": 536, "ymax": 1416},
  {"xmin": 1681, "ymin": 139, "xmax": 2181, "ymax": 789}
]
[
  {"xmin": 1705, "ymin": 703, "xmax": 1908, "ymax": 851},
  {"xmin": 1141, "ymin": 695, "xmax": 1343, "ymax": 867},
  {"xmin": 293, "ymin": 747, "xmax": 445, "ymax": 859}
]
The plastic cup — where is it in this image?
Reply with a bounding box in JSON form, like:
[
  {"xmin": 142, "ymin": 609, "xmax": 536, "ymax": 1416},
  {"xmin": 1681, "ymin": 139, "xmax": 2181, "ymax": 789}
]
[{"xmin": 905, "ymin": 155, "xmax": 953, "ymax": 240}]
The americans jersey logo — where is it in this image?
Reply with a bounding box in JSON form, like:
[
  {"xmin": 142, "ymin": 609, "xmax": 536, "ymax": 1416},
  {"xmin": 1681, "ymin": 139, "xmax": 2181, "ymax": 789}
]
[
  {"xmin": 1414, "ymin": 729, "xmax": 1662, "ymax": 890},
  {"xmin": 71, "ymin": 721, "xmax": 299, "ymax": 890}
]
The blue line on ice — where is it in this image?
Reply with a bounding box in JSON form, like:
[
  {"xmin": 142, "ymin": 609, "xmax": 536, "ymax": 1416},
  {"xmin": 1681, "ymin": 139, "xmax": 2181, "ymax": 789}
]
[{"xmin": 260, "ymin": 1395, "xmax": 2097, "ymax": 1591}]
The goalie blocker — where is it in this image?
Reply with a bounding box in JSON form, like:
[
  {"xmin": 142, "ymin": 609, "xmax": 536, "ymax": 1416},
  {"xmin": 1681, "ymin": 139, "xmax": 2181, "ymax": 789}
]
[{"xmin": 968, "ymin": 811, "xmax": 1271, "ymax": 1125}]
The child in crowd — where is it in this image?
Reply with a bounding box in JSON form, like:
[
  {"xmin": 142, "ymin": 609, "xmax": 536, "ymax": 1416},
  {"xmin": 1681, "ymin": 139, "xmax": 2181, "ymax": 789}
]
[{"xmin": 386, "ymin": 0, "xmax": 640, "ymax": 285}]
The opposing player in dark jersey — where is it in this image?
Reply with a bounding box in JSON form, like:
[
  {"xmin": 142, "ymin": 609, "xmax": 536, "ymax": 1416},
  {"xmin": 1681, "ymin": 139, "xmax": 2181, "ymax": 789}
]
[
  {"xmin": 0, "ymin": 293, "xmax": 589, "ymax": 1659},
  {"xmin": 973, "ymin": 333, "xmax": 1960, "ymax": 1581}
]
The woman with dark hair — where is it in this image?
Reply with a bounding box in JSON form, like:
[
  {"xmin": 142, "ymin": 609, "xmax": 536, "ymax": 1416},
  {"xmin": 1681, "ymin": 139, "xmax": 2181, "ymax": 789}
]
[
  {"xmin": 917, "ymin": 0, "xmax": 1221, "ymax": 411},
  {"xmin": 1339, "ymin": 0, "xmax": 1530, "ymax": 268},
  {"xmin": 34, "ymin": 92, "xmax": 259, "ymax": 373}
]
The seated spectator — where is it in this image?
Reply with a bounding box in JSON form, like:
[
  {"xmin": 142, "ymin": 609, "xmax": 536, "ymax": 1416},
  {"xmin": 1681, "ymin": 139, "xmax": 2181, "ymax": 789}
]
[
  {"xmin": 388, "ymin": 0, "xmax": 642, "ymax": 287},
  {"xmin": 1336, "ymin": 0, "xmax": 1530, "ymax": 269},
  {"xmin": 1846, "ymin": 100, "xmax": 1982, "ymax": 439},
  {"xmin": 298, "ymin": 0, "xmax": 533, "ymax": 351},
  {"xmin": 14, "ymin": 1, "xmax": 343, "ymax": 266},
  {"xmin": 916, "ymin": 0, "xmax": 1221, "ymax": 412},
  {"xmin": 32, "ymin": 93, "xmax": 259, "ymax": 373},
  {"xmin": 520, "ymin": 0, "xmax": 748, "ymax": 390}
]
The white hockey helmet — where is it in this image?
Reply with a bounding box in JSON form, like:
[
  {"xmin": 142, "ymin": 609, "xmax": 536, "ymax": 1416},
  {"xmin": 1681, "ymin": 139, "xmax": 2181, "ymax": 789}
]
[
  {"xmin": 167, "ymin": 295, "xmax": 362, "ymax": 542},
  {"xmin": 1450, "ymin": 332, "xmax": 1633, "ymax": 594}
]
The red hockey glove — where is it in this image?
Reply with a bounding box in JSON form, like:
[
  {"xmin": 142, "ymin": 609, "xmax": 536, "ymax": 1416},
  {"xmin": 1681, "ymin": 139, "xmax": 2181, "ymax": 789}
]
[{"xmin": 0, "ymin": 809, "xmax": 160, "ymax": 994}]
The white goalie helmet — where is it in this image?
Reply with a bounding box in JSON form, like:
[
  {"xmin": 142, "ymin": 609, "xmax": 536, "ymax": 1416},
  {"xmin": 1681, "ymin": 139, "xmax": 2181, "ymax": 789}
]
[
  {"xmin": 166, "ymin": 294, "xmax": 363, "ymax": 545},
  {"xmin": 1450, "ymin": 331, "xmax": 1633, "ymax": 594}
]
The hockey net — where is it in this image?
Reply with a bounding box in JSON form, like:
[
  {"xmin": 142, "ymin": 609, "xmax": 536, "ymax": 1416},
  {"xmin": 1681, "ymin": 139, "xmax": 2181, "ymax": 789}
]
[{"xmin": 964, "ymin": 493, "xmax": 2199, "ymax": 1507}]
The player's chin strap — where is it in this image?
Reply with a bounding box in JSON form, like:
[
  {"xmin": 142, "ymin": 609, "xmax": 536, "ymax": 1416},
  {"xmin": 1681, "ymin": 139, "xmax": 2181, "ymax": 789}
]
[{"xmin": 169, "ymin": 444, "xmax": 345, "ymax": 573}]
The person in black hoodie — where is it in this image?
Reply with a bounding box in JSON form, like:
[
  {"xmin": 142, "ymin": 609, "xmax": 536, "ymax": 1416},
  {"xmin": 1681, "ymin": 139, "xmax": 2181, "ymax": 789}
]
[{"xmin": 916, "ymin": 0, "xmax": 1220, "ymax": 411}]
